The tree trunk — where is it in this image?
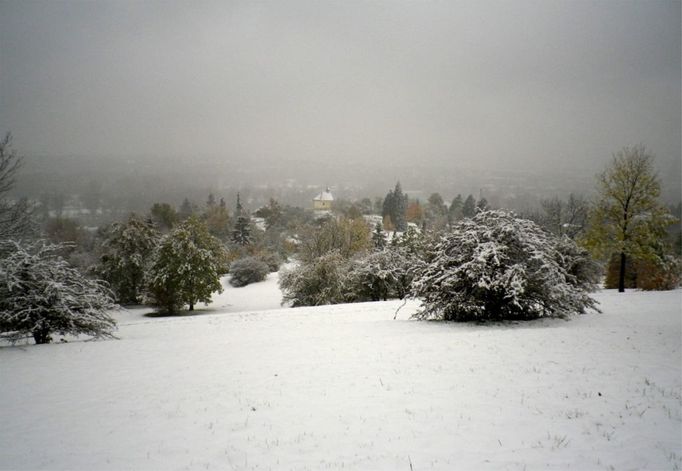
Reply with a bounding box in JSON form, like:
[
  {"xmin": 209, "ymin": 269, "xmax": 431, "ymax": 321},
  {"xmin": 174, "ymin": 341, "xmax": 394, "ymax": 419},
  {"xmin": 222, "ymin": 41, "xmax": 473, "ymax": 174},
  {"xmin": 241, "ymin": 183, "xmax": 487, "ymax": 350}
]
[
  {"xmin": 189, "ymin": 301, "xmax": 194, "ymax": 311},
  {"xmin": 32, "ymin": 324, "xmax": 52, "ymax": 344},
  {"xmin": 618, "ymin": 251, "xmax": 626, "ymax": 293}
]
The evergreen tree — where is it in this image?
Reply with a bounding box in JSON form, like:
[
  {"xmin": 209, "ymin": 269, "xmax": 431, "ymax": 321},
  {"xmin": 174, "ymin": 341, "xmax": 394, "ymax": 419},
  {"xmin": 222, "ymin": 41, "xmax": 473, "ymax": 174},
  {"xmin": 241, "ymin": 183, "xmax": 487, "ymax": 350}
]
[
  {"xmin": 146, "ymin": 216, "xmax": 226, "ymax": 313},
  {"xmin": 178, "ymin": 198, "xmax": 195, "ymax": 221},
  {"xmin": 231, "ymin": 193, "xmax": 252, "ymax": 246},
  {"xmin": 392, "ymin": 182, "xmax": 408, "ymax": 232},
  {"xmin": 448, "ymin": 194, "xmax": 464, "ymax": 225},
  {"xmin": 372, "ymin": 221, "xmax": 387, "ymax": 249},
  {"xmin": 426, "ymin": 192, "xmax": 448, "ymax": 230},
  {"xmin": 462, "ymin": 194, "xmax": 477, "ymax": 218},
  {"xmin": 584, "ymin": 145, "xmax": 674, "ymax": 292},
  {"xmin": 206, "ymin": 193, "xmax": 216, "ymax": 208},
  {"xmin": 382, "ymin": 190, "xmax": 395, "ymax": 222},
  {"xmin": 477, "ymin": 197, "xmax": 488, "ymax": 212},
  {"xmin": 150, "ymin": 202, "xmax": 178, "ymax": 232},
  {"xmin": 97, "ymin": 214, "xmax": 160, "ymax": 303},
  {"xmin": 0, "ymin": 240, "xmax": 117, "ymax": 344}
]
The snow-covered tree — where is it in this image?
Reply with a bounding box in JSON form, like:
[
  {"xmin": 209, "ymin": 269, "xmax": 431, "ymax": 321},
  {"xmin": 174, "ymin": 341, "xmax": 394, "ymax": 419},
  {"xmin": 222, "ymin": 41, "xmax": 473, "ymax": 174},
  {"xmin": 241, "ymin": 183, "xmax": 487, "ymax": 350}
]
[
  {"xmin": 97, "ymin": 214, "xmax": 160, "ymax": 303},
  {"xmin": 372, "ymin": 221, "xmax": 387, "ymax": 249},
  {"xmin": 145, "ymin": 216, "xmax": 226, "ymax": 314},
  {"xmin": 346, "ymin": 248, "xmax": 424, "ymax": 302},
  {"xmin": 279, "ymin": 251, "xmax": 349, "ymax": 307},
  {"xmin": 0, "ymin": 240, "xmax": 117, "ymax": 344},
  {"xmin": 411, "ymin": 210, "xmax": 599, "ymax": 321},
  {"xmin": 232, "ymin": 193, "xmax": 252, "ymax": 246}
]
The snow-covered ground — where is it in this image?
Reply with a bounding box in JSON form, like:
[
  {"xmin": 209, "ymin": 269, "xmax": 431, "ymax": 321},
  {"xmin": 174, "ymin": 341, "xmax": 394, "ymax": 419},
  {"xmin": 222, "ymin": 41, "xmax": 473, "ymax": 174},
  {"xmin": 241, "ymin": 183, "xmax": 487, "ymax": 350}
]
[{"xmin": 1, "ymin": 275, "xmax": 680, "ymax": 470}]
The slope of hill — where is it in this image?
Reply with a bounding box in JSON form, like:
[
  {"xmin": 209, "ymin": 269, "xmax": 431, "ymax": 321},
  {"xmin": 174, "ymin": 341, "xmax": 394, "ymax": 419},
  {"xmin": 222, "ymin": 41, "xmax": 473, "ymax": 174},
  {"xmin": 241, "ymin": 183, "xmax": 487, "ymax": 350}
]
[{"xmin": 1, "ymin": 279, "xmax": 680, "ymax": 470}]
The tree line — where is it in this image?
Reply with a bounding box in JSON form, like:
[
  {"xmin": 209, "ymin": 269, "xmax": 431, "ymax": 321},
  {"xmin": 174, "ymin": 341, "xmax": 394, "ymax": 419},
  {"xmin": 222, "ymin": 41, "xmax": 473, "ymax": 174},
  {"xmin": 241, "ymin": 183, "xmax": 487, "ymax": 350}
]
[{"xmin": 0, "ymin": 131, "xmax": 679, "ymax": 344}]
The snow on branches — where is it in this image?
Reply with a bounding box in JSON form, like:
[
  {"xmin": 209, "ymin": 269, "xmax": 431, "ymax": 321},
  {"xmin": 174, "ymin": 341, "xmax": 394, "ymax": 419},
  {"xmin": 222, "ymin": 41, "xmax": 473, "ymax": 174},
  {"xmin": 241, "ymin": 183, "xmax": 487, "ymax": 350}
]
[
  {"xmin": 411, "ymin": 210, "xmax": 599, "ymax": 321},
  {"xmin": 0, "ymin": 240, "xmax": 117, "ymax": 344}
]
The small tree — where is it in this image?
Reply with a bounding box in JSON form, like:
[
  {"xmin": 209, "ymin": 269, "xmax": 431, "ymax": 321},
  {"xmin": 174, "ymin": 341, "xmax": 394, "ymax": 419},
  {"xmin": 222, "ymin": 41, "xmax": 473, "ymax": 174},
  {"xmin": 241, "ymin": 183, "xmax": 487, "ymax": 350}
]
[
  {"xmin": 150, "ymin": 202, "xmax": 178, "ymax": 232},
  {"xmin": 372, "ymin": 221, "xmax": 387, "ymax": 249},
  {"xmin": 584, "ymin": 145, "xmax": 674, "ymax": 292},
  {"xmin": 279, "ymin": 251, "xmax": 349, "ymax": 307},
  {"xmin": 97, "ymin": 214, "xmax": 160, "ymax": 303},
  {"xmin": 146, "ymin": 217, "xmax": 226, "ymax": 313},
  {"xmin": 0, "ymin": 240, "xmax": 117, "ymax": 344},
  {"xmin": 462, "ymin": 194, "xmax": 477, "ymax": 218},
  {"xmin": 229, "ymin": 256, "xmax": 269, "ymax": 287},
  {"xmin": 448, "ymin": 194, "xmax": 464, "ymax": 225},
  {"xmin": 298, "ymin": 216, "xmax": 370, "ymax": 262},
  {"xmin": 232, "ymin": 193, "xmax": 252, "ymax": 246},
  {"xmin": 412, "ymin": 210, "xmax": 599, "ymax": 321}
]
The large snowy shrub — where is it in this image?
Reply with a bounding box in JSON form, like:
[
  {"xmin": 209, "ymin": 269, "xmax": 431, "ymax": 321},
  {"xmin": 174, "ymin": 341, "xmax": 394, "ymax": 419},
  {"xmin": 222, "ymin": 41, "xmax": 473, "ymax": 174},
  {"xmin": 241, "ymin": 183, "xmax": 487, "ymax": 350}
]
[
  {"xmin": 279, "ymin": 251, "xmax": 349, "ymax": 306},
  {"xmin": 145, "ymin": 217, "xmax": 226, "ymax": 314},
  {"xmin": 229, "ymin": 256, "xmax": 269, "ymax": 287},
  {"xmin": 0, "ymin": 240, "xmax": 117, "ymax": 344},
  {"xmin": 412, "ymin": 210, "xmax": 599, "ymax": 321}
]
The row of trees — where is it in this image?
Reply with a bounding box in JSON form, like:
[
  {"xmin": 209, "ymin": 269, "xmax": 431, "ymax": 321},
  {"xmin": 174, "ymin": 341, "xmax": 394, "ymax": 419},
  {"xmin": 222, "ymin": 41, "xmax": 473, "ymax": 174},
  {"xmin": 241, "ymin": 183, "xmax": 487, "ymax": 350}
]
[{"xmin": 1, "ymin": 132, "xmax": 679, "ymax": 344}]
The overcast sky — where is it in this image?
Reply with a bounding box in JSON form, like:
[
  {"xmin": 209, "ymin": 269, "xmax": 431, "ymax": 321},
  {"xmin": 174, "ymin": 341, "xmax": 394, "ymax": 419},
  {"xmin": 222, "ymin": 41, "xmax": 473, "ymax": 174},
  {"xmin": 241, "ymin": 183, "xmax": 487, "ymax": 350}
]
[{"xmin": 1, "ymin": 0, "xmax": 680, "ymax": 181}]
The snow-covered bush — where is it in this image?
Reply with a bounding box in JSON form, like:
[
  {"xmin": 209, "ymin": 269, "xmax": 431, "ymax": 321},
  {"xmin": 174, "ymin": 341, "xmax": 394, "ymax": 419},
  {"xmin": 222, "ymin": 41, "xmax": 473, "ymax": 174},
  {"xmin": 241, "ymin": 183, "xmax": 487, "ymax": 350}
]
[
  {"xmin": 229, "ymin": 256, "xmax": 269, "ymax": 287},
  {"xmin": 145, "ymin": 217, "xmax": 226, "ymax": 314},
  {"xmin": 0, "ymin": 240, "xmax": 117, "ymax": 344},
  {"xmin": 279, "ymin": 251, "xmax": 349, "ymax": 306},
  {"xmin": 346, "ymin": 248, "xmax": 424, "ymax": 302},
  {"xmin": 411, "ymin": 210, "xmax": 599, "ymax": 321}
]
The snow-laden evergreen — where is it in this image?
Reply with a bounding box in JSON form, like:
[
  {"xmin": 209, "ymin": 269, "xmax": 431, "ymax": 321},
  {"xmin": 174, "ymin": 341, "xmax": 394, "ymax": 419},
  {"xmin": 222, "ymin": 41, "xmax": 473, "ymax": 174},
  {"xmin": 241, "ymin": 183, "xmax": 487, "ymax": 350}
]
[
  {"xmin": 0, "ymin": 240, "xmax": 117, "ymax": 344},
  {"xmin": 412, "ymin": 210, "xmax": 599, "ymax": 321}
]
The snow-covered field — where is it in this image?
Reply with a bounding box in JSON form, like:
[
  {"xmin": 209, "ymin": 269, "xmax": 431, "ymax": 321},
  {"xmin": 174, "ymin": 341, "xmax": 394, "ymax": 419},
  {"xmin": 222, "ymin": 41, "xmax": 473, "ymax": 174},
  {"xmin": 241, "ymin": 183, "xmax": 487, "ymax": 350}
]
[{"xmin": 1, "ymin": 272, "xmax": 680, "ymax": 470}]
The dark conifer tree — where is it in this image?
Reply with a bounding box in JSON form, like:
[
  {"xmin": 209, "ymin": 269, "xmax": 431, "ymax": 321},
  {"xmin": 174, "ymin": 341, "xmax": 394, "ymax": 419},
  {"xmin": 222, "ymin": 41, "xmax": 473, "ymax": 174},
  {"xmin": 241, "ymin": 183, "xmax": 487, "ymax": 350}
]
[
  {"xmin": 232, "ymin": 193, "xmax": 252, "ymax": 246},
  {"xmin": 372, "ymin": 221, "xmax": 387, "ymax": 249},
  {"xmin": 462, "ymin": 194, "xmax": 477, "ymax": 218}
]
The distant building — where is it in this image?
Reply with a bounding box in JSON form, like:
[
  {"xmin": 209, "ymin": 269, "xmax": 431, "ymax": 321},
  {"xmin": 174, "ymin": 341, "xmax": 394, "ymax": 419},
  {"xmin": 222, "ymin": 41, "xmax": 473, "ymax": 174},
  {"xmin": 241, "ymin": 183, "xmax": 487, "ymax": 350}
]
[{"xmin": 313, "ymin": 187, "xmax": 334, "ymax": 211}]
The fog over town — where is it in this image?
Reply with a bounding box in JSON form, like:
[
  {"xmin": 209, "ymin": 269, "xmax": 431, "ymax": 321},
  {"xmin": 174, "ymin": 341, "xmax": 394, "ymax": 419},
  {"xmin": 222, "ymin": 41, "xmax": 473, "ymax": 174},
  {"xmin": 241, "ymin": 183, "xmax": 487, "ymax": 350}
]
[{"xmin": 1, "ymin": 0, "xmax": 680, "ymax": 209}]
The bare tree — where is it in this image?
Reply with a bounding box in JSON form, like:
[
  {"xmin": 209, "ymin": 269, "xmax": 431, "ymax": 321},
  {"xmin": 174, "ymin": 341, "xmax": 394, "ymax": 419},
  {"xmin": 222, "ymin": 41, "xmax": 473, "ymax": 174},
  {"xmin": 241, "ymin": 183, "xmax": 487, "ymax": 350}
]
[{"xmin": 0, "ymin": 132, "xmax": 34, "ymax": 239}]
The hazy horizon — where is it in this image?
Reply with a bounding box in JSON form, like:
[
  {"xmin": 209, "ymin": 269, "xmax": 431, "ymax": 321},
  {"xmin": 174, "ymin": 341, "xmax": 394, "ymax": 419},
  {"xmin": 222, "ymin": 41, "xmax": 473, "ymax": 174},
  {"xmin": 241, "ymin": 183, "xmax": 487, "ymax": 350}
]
[{"xmin": 1, "ymin": 0, "xmax": 680, "ymax": 197}]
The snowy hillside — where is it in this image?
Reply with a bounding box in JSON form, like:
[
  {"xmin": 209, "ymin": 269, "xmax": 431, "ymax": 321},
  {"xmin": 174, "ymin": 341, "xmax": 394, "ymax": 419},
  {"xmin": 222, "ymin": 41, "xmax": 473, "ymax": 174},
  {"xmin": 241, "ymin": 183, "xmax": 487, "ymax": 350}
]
[{"xmin": 1, "ymin": 275, "xmax": 680, "ymax": 470}]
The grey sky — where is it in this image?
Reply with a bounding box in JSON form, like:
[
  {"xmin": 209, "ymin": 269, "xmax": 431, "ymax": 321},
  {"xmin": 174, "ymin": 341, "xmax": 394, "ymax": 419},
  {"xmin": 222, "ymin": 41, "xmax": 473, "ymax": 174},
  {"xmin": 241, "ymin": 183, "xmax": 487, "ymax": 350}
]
[{"xmin": 1, "ymin": 0, "xmax": 680, "ymax": 184}]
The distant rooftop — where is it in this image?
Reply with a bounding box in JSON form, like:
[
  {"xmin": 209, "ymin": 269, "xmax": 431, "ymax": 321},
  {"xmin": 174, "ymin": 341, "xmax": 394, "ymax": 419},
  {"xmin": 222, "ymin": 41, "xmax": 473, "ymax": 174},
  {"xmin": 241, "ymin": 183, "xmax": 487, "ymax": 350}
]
[{"xmin": 314, "ymin": 187, "xmax": 334, "ymax": 201}]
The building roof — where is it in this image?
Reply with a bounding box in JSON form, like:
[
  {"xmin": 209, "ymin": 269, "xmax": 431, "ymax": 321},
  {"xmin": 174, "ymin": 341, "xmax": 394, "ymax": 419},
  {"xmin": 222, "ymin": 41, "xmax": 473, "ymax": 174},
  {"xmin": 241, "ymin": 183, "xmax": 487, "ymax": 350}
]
[{"xmin": 313, "ymin": 188, "xmax": 334, "ymax": 201}]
